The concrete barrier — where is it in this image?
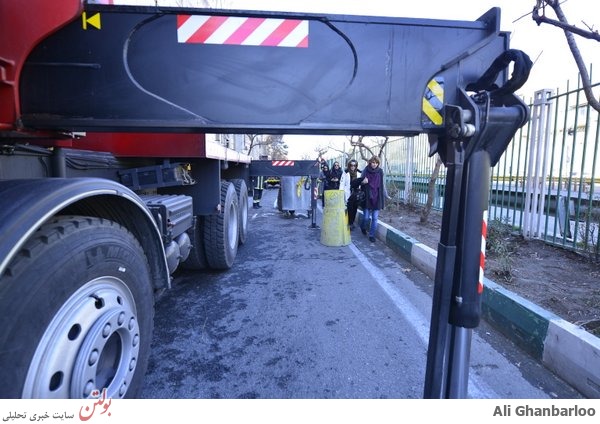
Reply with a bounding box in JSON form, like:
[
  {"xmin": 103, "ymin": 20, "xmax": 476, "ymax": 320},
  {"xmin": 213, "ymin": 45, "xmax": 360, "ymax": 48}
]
[{"xmin": 320, "ymin": 190, "xmax": 351, "ymax": 247}]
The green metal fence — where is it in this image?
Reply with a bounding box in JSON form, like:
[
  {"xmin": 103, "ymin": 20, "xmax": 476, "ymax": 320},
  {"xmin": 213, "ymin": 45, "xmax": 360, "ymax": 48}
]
[{"xmin": 332, "ymin": 78, "xmax": 600, "ymax": 260}]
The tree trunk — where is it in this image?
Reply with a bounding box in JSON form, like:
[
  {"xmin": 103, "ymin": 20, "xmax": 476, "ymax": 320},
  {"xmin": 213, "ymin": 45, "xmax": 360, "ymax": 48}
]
[{"xmin": 420, "ymin": 155, "xmax": 443, "ymax": 223}]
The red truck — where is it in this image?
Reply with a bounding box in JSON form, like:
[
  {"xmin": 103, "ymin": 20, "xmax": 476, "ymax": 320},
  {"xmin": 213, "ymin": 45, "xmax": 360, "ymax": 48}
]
[{"xmin": 0, "ymin": 0, "xmax": 530, "ymax": 398}]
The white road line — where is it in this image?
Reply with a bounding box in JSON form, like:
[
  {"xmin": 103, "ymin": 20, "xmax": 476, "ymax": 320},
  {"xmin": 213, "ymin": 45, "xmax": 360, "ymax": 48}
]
[
  {"xmin": 349, "ymin": 243, "xmax": 430, "ymax": 342},
  {"xmin": 348, "ymin": 242, "xmax": 498, "ymax": 399}
]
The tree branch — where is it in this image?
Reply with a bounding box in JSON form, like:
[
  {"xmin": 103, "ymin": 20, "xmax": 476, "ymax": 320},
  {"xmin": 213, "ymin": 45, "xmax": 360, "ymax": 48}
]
[
  {"xmin": 532, "ymin": 12, "xmax": 600, "ymax": 41},
  {"xmin": 533, "ymin": 0, "xmax": 600, "ymax": 112}
]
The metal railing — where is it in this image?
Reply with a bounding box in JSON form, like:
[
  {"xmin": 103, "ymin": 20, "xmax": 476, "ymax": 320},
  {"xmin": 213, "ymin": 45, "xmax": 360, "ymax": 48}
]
[{"xmin": 331, "ymin": 77, "xmax": 600, "ymax": 260}]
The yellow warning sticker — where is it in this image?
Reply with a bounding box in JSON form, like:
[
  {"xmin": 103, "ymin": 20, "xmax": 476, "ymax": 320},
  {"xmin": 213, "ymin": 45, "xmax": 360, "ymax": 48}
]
[
  {"xmin": 422, "ymin": 78, "xmax": 444, "ymax": 126},
  {"xmin": 82, "ymin": 12, "xmax": 101, "ymax": 30}
]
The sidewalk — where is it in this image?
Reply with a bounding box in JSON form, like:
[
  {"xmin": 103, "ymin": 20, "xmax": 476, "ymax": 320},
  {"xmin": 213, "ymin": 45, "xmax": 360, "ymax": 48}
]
[{"xmin": 366, "ymin": 213, "xmax": 600, "ymax": 399}]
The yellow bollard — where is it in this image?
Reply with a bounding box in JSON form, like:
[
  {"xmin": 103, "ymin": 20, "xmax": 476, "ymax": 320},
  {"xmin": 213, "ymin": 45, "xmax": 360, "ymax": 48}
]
[{"xmin": 320, "ymin": 190, "xmax": 351, "ymax": 246}]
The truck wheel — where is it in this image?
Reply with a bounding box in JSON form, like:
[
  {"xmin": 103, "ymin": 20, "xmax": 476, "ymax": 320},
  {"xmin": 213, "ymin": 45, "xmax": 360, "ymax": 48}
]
[
  {"xmin": 232, "ymin": 178, "xmax": 249, "ymax": 245},
  {"xmin": 204, "ymin": 181, "xmax": 239, "ymax": 269},
  {"xmin": 277, "ymin": 188, "xmax": 283, "ymax": 212},
  {"xmin": 0, "ymin": 216, "xmax": 154, "ymax": 399},
  {"xmin": 180, "ymin": 216, "xmax": 208, "ymax": 270}
]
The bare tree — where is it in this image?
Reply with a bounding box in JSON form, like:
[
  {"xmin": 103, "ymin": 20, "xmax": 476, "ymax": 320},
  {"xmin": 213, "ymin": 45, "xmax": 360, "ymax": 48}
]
[
  {"xmin": 266, "ymin": 134, "xmax": 288, "ymax": 159},
  {"xmin": 298, "ymin": 152, "xmax": 315, "ymax": 160},
  {"xmin": 244, "ymin": 134, "xmax": 288, "ymax": 159},
  {"xmin": 313, "ymin": 145, "xmax": 328, "ymax": 161},
  {"xmin": 327, "ymin": 142, "xmax": 347, "ymax": 157},
  {"xmin": 532, "ymin": 0, "xmax": 600, "ymax": 112},
  {"xmin": 420, "ymin": 154, "xmax": 443, "ymax": 223},
  {"xmin": 245, "ymin": 134, "xmax": 267, "ymax": 155},
  {"xmin": 348, "ymin": 135, "xmax": 390, "ymax": 162}
]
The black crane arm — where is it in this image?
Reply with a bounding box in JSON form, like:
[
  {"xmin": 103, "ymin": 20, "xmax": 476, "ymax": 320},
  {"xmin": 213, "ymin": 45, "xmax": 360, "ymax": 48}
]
[{"xmin": 20, "ymin": 5, "xmax": 511, "ymax": 136}]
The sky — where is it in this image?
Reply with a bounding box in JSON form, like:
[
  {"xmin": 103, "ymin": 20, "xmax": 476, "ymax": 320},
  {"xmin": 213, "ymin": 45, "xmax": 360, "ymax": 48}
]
[{"xmin": 96, "ymin": 0, "xmax": 600, "ymax": 159}]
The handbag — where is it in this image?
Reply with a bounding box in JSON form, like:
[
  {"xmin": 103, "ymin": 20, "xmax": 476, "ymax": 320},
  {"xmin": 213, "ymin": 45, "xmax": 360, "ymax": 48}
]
[{"xmin": 354, "ymin": 189, "xmax": 366, "ymax": 204}]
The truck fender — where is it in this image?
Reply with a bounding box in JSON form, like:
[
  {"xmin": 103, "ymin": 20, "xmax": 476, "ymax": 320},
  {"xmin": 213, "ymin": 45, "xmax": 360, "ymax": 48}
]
[{"xmin": 0, "ymin": 178, "xmax": 169, "ymax": 290}]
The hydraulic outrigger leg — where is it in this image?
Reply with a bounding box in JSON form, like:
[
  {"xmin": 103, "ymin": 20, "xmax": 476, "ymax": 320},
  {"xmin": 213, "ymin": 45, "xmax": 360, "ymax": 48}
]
[{"xmin": 423, "ymin": 50, "xmax": 532, "ymax": 398}]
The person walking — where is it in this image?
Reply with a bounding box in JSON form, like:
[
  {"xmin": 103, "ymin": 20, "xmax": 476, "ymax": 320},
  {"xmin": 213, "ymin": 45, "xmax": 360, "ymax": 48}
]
[
  {"xmin": 340, "ymin": 159, "xmax": 362, "ymax": 230},
  {"xmin": 252, "ymin": 175, "xmax": 264, "ymax": 209},
  {"xmin": 358, "ymin": 156, "xmax": 389, "ymax": 242}
]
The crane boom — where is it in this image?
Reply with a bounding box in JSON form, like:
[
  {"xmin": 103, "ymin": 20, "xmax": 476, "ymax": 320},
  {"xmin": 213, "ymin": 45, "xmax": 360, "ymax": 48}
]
[{"xmin": 17, "ymin": 4, "xmax": 508, "ymax": 135}]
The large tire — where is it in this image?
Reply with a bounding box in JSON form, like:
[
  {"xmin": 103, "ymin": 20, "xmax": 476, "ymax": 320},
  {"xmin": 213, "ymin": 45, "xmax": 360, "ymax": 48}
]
[
  {"xmin": 277, "ymin": 187, "xmax": 283, "ymax": 212},
  {"xmin": 180, "ymin": 215, "xmax": 208, "ymax": 270},
  {"xmin": 232, "ymin": 178, "xmax": 249, "ymax": 245},
  {"xmin": 0, "ymin": 216, "xmax": 154, "ymax": 399},
  {"xmin": 204, "ymin": 181, "xmax": 239, "ymax": 270}
]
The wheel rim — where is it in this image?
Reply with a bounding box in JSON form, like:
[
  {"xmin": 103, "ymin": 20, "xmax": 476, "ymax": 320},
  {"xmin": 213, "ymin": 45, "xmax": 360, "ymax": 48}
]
[
  {"xmin": 227, "ymin": 200, "xmax": 239, "ymax": 251},
  {"xmin": 23, "ymin": 276, "xmax": 140, "ymax": 399},
  {"xmin": 240, "ymin": 197, "xmax": 248, "ymax": 233}
]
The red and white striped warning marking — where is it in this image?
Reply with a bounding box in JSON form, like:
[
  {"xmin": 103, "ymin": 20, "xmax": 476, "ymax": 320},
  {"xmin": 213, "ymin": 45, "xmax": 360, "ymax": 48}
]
[
  {"xmin": 271, "ymin": 160, "xmax": 295, "ymax": 166},
  {"xmin": 177, "ymin": 15, "xmax": 309, "ymax": 48},
  {"xmin": 478, "ymin": 210, "xmax": 488, "ymax": 294}
]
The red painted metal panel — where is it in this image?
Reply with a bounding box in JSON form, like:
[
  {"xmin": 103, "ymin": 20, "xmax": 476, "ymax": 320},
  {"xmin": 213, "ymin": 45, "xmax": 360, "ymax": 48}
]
[
  {"xmin": 0, "ymin": 0, "xmax": 81, "ymax": 130},
  {"xmin": 72, "ymin": 132, "xmax": 208, "ymax": 158}
]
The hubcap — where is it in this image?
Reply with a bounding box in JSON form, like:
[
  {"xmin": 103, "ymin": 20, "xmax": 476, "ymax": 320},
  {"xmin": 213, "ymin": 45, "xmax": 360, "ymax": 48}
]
[
  {"xmin": 23, "ymin": 276, "xmax": 140, "ymax": 398},
  {"xmin": 227, "ymin": 201, "xmax": 239, "ymax": 250}
]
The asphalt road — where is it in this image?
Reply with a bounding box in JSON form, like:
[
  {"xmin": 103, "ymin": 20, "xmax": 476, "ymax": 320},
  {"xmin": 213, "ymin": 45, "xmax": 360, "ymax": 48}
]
[{"xmin": 140, "ymin": 188, "xmax": 582, "ymax": 399}]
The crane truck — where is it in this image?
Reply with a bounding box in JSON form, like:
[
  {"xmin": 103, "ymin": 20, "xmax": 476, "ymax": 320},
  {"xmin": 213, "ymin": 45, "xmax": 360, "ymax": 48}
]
[{"xmin": 0, "ymin": 0, "xmax": 531, "ymax": 398}]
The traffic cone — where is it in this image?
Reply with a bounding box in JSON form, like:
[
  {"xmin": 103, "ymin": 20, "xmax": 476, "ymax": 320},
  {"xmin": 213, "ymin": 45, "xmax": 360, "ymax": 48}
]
[{"xmin": 320, "ymin": 190, "xmax": 351, "ymax": 246}]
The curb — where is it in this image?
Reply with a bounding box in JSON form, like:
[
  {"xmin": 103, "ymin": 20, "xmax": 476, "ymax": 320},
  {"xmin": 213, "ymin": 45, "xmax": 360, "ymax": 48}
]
[{"xmin": 366, "ymin": 214, "xmax": 600, "ymax": 398}]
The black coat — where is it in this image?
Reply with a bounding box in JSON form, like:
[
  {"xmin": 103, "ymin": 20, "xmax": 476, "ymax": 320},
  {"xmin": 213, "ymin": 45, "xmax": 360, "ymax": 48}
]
[
  {"xmin": 328, "ymin": 167, "xmax": 343, "ymax": 190},
  {"xmin": 320, "ymin": 168, "xmax": 332, "ymax": 190}
]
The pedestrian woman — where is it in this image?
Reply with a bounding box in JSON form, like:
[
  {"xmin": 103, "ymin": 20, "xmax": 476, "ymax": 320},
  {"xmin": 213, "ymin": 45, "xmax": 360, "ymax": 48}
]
[
  {"xmin": 328, "ymin": 161, "xmax": 343, "ymax": 190},
  {"xmin": 340, "ymin": 159, "xmax": 362, "ymax": 230},
  {"xmin": 358, "ymin": 156, "xmax": 388, "ymax": 242},
  {"xmin": 319, "ymin": 162, "xmax": 331, "ymax": 207}
]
